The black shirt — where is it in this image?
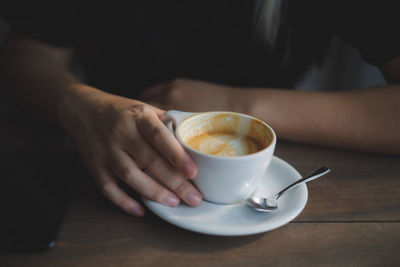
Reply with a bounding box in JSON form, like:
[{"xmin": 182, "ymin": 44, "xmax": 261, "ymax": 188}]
[{"xmin": 2, "ymin": 0, "xmax": 399, "ymax": 97}]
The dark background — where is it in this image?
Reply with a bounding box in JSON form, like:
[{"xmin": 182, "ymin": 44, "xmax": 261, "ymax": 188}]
[{"xmin": 0, "ymin": 15, "xmax": 387, "ymax": 107}]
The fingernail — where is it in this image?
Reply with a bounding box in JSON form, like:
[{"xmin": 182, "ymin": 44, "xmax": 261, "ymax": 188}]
[
  {"xmin": 183, "ymin": 162, "xmax": 197, "ymax": 178},
  {"xmin": 165, "ymin": 195, "xmax": 180, "ymax": 207},
  {"xmin": 186, "ymin": 192, "xmax": 202, "ymax": 206},
  {"xmin": 131, "ymin": 206, "xmax": 145, "ymax": 216}
]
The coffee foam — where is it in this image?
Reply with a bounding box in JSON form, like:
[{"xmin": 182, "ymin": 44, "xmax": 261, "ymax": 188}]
[
  {"xmin": 178, "ymin": 112, "xmax": 273, "ymax": 157},
  {"xmin": 187, "ymin": 133, "xmax": 261, "ymax": 157}
]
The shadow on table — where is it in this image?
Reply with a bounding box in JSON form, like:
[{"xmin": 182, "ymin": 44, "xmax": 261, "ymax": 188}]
[{"xmin": 139, "ymin": 216, "xmax": 266, "ymax": 253}]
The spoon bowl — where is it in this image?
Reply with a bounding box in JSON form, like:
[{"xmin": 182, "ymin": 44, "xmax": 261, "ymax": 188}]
[{"xmin": 246, "ymin": 166, "xmax": 330, "ymax": 212}]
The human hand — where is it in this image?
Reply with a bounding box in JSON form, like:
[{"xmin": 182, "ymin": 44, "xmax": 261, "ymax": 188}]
[
  {"xmin": 61, "ymin": 88, "xmax": 202, "ymax": 216},
  {"xmin": 139, "ymin": 78, "xmax": 245, "ymax": 112}
]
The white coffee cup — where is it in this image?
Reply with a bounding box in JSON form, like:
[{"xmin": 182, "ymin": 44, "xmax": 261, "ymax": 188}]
[{"xmin": 163, "ymin": 110, "xmax": 276, "ymax": 205}]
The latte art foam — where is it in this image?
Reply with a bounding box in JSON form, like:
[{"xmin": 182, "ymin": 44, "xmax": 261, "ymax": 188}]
[{"xmin": 186, "ymin": 133, "xmax": 263, "ymax": 157}]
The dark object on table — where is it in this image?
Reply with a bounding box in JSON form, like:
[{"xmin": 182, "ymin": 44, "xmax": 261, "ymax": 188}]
[{"xmin": 0, "ymin": 150, "xmax": 75, "ymax": 252}]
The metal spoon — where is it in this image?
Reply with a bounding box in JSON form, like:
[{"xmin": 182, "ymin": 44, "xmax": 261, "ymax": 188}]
[{"xmin": 246, "ymin": 166, "xmax": 331, "ymax": 212}]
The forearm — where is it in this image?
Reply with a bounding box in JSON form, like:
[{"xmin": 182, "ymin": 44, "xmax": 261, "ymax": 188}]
[
  {"xmin": 0, "ymin": 35, "xmax": 101, "ymax": 126},
  {"xmin": 244, "ymin": 86, "xmax": 400, "ymax": 154}
]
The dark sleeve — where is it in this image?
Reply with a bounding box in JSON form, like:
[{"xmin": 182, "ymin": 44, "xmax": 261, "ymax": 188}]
[
  {"xmin": 0, "ymin": 1, "xmax": 74, "ymax": 47},
  {"xmin": 328, "ymin": 1, "xmax": 400, "ymax": 66}
]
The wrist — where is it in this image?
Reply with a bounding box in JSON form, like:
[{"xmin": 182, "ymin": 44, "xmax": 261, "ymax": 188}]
[
  {"xmin": 231, "ymin": 88, "xmax": 270, "ymax": 117},
  {"xmin": 56, "ymin": 83, "xmax": 107, "ymax": 135}
]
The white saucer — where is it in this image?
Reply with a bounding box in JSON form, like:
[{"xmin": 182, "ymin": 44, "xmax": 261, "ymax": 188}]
[{"xmin": 142, "ymin": 156, "xmax": 307, "ymax": 236}]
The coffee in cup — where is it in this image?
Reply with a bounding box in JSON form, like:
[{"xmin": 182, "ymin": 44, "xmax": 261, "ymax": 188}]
[{"xmin": 180, "ymin": 113, "xmax": 272, "ymax": 157}]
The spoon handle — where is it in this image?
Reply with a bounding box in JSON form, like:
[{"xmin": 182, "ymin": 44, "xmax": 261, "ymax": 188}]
[{"xmin": 274, "ymin": 166, "xmax": 330, "ymax": 200}]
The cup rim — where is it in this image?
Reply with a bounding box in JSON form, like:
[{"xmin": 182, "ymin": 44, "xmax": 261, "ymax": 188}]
[{"xmin": 175, "ymin": 111, "xmax": 276, "ymax": 160}]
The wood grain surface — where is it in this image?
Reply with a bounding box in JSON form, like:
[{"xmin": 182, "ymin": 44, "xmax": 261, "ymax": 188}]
[{"xmin": 1, "ymin": 111, "xmax": 399, "ymax": 266}]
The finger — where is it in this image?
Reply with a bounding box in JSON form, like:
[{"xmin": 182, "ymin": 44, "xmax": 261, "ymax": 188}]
[
  {"xmin": 109, "ymin": 148, "xmax": 181, "ymax": 207},
  {"xmin": 94, "ymin": 166, "xmax": 145, "ymax": 216},
  {"xmin": 135, "ymin": 108, "xmax": 197, "ymax": 178},
  {"xmin": 125, "ymin": 141, "xmax": 202, "ymax": 206}
]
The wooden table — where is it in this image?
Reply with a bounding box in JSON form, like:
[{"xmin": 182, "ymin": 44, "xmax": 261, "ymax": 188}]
[{"xmin": 1, "ymin": 110, "xmax": 399, "ymax": 266}]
